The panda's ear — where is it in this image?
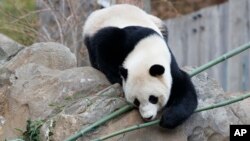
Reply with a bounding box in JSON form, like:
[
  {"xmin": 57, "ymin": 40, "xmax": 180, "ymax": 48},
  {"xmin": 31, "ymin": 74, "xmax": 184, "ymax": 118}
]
[
  {"xmin": 149, "ymin": 64, "xmax": 165, "ymax": 77},
  {"xmin": 119, "ymin": 66, "xmax": 128, "ymax": 80}
]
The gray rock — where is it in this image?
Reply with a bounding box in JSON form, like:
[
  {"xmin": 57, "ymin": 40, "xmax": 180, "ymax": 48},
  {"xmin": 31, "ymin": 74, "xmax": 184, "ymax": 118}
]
[
  {"xmin": 0, "ymin": 34, "xmax": 24, "ymax": 66},
  {"xmin": 3, "ymin": 42, "xmax": 77, "ymax": 71},
  {"xmin": 1, "ymin": 64, "xmax": 110, "ymax": 140},
  {"xmin": 0, "ymin": 115, "xmax": 6, "ymax": 138},
  {"xmin": 40, "ymin": 84, "xmax": 125, "ymax": 141},
  {"xmin": 229, "ymin": 94, "xmax": 250, "ymax": 124},
  {"xmin": 0, "ymin": 86, "xmax": 8, "ymax": 115},
  {"xmin": 0, "ymin": 68, "xmax": 12, "ymax": 87}
]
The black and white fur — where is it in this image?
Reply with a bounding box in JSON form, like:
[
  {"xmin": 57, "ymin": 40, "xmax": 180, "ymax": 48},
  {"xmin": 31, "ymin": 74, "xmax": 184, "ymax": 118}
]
[{"xmin": 83, "ymin": 4, "xmax": 197, "ymax": 129}]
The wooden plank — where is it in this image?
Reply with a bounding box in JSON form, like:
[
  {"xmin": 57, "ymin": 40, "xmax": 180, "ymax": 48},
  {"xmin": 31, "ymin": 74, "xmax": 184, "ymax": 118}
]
[
  {"xmin": 227, "ymin": 0, "xmax": 249, "ymax": 92},
  {"xmin": 242, "ymin": 0, "xmax": 250, "ymax": 91},
  {"xmin": 194, "ymin": 4, "xmax": 227, "ymax": 89},
  {"xmin": 197, "ymin": 7, "xmax": 215, "ymax": 76},
  {"xmin": 165, "ymin": 17, "xmax": 186, "ymax": 66},
  {"xmin": 186, "ymin": 12, "xmax": 200, "ymax": 67},
  {"xmin": 206, "ymin": 6, "xmax": 221, "ymax": 86},
  {"xmin": 247, "ymin": 0, "xmax": 250, "ymax": 91},
  {"xmin": 180, "ymin": 17, "xmax": 190, "ymax": 66},
  {"xmin": 202, "ymin": 2, "xmax": 230, "ymax": 91},
  {"xmin": 217, "ymin": 3, "xmax": 229, "ymax": 90}
]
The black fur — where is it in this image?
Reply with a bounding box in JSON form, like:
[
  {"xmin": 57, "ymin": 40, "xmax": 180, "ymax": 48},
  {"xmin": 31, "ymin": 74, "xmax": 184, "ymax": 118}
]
[
  {"xmin": 119, "ymin": 66, "xmax": 128, "ymax": 80},
  {"xmin": 149, "ymin": 64, "xmax": 165, "ymax": 76},
  {"xmin": 159, "ymin": 62, "xmax": 197, "ymax": 128},
  {"xmin": 85, "ymin": 25, "xmax": 197, "ymax": 129},
  {"xmin": 159, "ymin": 25, "xmax": 198, "ymax": 128},
  {"xmin": 85, "ymin": 26, "xmax": 157, "ymax": 84},
  {"xmin": 149, "ymin": 95, "xmax": 159, "ymax": 104}
]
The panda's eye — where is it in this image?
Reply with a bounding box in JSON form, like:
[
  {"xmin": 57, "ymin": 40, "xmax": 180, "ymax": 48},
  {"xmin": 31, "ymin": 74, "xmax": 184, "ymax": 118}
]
[
  {"xmin": 133, "ymin": 98, "xmax": 140, "ymax": 107},
  {"xmin": 149, "ymin": 95, "xmax": 158, "ymax": 104}
]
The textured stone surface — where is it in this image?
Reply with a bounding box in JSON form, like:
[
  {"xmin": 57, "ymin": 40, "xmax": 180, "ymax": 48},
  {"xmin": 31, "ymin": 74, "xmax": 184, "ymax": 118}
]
[
  {"xmin": 229, "ymin": 94, "xmax": 250, "ymax": 124},
  {"xmin": 0, "ymin": 86, "xmax": 8, "ymax": 139},
  {"xmin": 0, "ymin": 34, "xmax": 24, "ymax": 66},
  {"xmin": 40, "ymin": 84, "xmax": 125, "ymax": 141},
  {"xmin": 0, "ymin": 86, "xmax": 8, "ymax": 116},
  {"xmin": 3, "ymin": 42, "xmax": 77, "ymax": 71},
  {"xmin": 1, "ymin": 64, "xmax": 110, "ymax": 140}
]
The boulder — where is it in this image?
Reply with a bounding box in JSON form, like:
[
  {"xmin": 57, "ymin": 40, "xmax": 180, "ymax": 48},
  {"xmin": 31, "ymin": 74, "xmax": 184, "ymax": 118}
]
[
  {"xmin": 229, "ymin": 94, "xmax": 250, "ymax": 124},
  {"xmin": 1, "ymin": 64, "xmax": 110, "ymax": 140},
  {"xmin": 0, "ymin": 34, "xmax": 24, "ymax": 66},
  {"xmin": 3, "ymin": 42, "xmax": 77, "ymax": 71},
  {"xmin": 1, "ymin": 42, "xmax": 77, "ymax": 90},
  {"xmin": 0, "ymin": 39, "xmax": 109, "ymax": 140},
  {"xmin": 0, "ymin": 86, "xmax": 8, "ymax": 139},
  {"xmin": 0, "ymin": 86, "xmax": 8, "ymax": 116},
  {"xmin": 40, "ymin": 84, "xmax": 125, "ymax": 141}
]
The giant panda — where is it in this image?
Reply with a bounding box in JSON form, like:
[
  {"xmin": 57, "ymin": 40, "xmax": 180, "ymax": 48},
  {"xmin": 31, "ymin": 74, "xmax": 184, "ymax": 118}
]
[{"xmin": 83, "ymin": 4, "xmax": 197, "ymax": 129}]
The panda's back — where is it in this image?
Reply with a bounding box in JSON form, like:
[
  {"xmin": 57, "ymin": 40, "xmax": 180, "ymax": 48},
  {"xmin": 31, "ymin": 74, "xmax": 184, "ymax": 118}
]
[
  {"xmin": 83, "ymin": 4, "xmax": 161, "ymax": 37},
  {"xmin": 83, "ymin": 4, "xmax": 168, "ymax": 84}
]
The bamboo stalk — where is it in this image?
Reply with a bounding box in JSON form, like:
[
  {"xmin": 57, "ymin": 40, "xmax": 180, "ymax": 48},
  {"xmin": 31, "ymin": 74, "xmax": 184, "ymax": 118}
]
[
  {"xmin": 189, "ymin": 42, "xmax": 250, "ymax": 77},
  {"xmin": 65, "ymin": 43, "xmax": 250, "ymax": 141},
  {"xmin": 92, "ymin": 92, "xmax": 250, "ymax": 141}
]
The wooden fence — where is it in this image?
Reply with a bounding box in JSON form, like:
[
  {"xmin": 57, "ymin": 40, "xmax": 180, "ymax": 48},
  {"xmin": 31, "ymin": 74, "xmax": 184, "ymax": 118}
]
[{"xmin": 165, "ymin": 0, "xmax": 250, "ymax": 92}]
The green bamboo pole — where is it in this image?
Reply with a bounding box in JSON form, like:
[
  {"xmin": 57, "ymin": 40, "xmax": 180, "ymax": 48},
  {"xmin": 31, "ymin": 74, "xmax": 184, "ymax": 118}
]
[
  {"xmin": 189, "ymin": 42, "xmax": 250, "ymax": 77},
  {"xmin": 64, "ymin": 105, "xmax": 133, "ymax": 141},
  {"xmin": 92, "ymin": 92, "xmax": 250, "ymax": 141},
  {"xmin": 65, "ymin": 43, "xmax": 250, "ymax": 141}
]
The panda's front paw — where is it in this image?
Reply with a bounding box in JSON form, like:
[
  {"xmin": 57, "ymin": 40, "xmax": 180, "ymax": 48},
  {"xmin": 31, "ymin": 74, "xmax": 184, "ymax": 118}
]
[
  {"xmin": 159, "ymin": 113, "xmax": 177, "ymax": 129},
  {"xmin": 160, "ymin": 107, "xmax": 185, "ymax": 129}
]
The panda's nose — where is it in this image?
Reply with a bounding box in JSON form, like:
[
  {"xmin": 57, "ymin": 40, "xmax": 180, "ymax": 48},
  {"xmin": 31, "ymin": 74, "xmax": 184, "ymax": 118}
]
[{"xmin": 143, "ymin": 116, "xmax": 153, "ymax": 121}]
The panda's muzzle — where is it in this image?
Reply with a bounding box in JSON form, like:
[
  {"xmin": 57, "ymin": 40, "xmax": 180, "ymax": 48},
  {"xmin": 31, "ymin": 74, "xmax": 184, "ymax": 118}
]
[
  {"xmin": 143, "ymin": 116, "xmax": 153, "ymax": 121},
  {"xmin": 139, "ymin": 103, "xmax": 157, "ymax": 121}
]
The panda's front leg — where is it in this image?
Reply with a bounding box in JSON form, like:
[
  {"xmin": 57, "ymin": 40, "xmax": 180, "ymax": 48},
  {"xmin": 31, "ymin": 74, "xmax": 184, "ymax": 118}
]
[{"xmin": 159, "ymin": 70, "xmax": 197, "ymax": 129}]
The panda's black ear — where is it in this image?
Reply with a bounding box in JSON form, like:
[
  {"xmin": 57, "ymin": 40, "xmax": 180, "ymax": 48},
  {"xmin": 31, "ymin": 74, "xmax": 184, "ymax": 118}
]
[
  {"xmin": 119, "ymin": 66, "xmax": 128, "ymax": 80},
  {"xmin": 149, "ymin": 64, "xmax": 165, "ymax": 77}
]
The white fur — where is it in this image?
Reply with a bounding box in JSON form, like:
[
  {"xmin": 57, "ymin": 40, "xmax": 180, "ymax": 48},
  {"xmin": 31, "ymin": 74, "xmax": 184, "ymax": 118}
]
[
  {"xmin": 123, "ymin": 35, "xmax": 172, "ymax": 120},
  {"xmin": 83, "ymin": 4, "xmax": 162, "ymax": 37}
]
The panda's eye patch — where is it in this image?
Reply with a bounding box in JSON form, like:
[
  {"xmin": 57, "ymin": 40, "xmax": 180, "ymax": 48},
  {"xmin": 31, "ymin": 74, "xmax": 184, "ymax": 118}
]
[
  {"xmin": 149, "ymin": 95, "xmax": 158, "ymax": 104},
  {"xmin": 133, "ymin": 98, "xmax": 140, "ymax": 107}
]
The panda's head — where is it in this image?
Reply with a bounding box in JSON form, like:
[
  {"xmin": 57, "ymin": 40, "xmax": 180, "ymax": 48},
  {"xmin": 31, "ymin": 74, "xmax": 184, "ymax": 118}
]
[
  {"xmin": 120, "ymin": 64, "xmax": 170, "ymax": 121},
  {"xmin": 120, "ymin": 35, "xmax": 172, "ymax": 121}
]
